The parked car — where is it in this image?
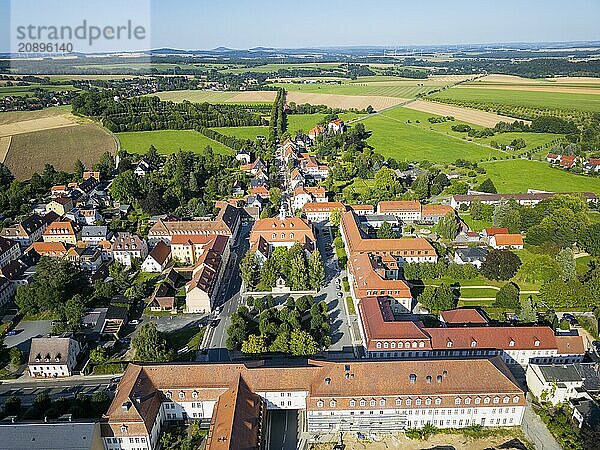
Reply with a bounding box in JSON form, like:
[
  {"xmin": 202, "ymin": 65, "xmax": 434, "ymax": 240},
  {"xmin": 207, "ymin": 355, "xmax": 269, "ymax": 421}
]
[{"xmin": 129, "ymin": 319, "xmax": 140, "ymax": 325}]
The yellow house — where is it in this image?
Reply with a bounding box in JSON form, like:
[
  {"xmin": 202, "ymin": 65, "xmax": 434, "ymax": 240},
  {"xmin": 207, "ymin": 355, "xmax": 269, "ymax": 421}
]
[
  {"xmin": 46, "ymin": 197, "xmax": 74, "ymax": 216},
  {"xmin": 42, "ymin": 220, "xmax": 79, "ymax": 245}
]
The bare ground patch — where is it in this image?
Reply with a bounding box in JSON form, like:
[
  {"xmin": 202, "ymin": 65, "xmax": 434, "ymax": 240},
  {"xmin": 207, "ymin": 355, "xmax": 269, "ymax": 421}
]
[
  {"xmin": 404, "ymin": 99, "xmax": 530, "ymax": 127},
  {"xmin": 0, "ymin": 137, "xmax": 11, "ymax": 163},
  {"xmin": 457, "ymin": 84, "xmax": 600, "ymax": 95},
  {"xmin": 0, "ymin": 116, "xmax": 78, "ymax": 138},
  {"xmin": 5, "ymin": 124, "xmax": 116, "ymax": 179},
  {"xmin": 286, "ymin": 92, "xmax": 407, "ymax": 110},
  {"xmin": 227, "ymin": 91, "xmax": 278, "ymax": 102}
]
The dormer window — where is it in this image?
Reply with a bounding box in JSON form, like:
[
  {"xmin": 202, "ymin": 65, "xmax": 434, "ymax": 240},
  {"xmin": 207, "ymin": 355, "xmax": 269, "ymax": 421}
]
[
  {"xmin": 350, "ymin": 399, "xmax": 356, "ymax": 407},
  {"xmin": 120, "ymin": 425, "xmax": 128, "ymax": 433},
  {"xmin": 329, "ymin": 400, "xmax": 337, "ymax": 407},
  {"xmin": 447, "ymin": 340, "xmax": 453, "ymax": 348},
  {"xmin": 380, "ymin": 399, "xmax": 386, "ymax": 406},
  {"xmin": 534, "ymin": 340, "xmax": 540, "ymax": 347},
  {"xmin": 465, "ymin": 398, "xmax": 471, "ymax": 405},
  {"xmin": 317, "ymin": 400, "xmax": 324, "ymax": 408},
  {"xmin": 455, "ymin": 397, "xmax": 461, "ymax": 405},
  {"xmin": 192, "ymin": 391, "xmax": 198, "ymax": 399},
  {"xmin": 425, "ymin": 398, "xmax": 432, "ymax": 406},
  {"xmin": 475, "ymin": 397, "xmax": 481, "ymax": 404},
  {"xmin": 405, "ymin": 398, "xmax": 412, "ymax": 406},
  {"xmin": 324, "ymin": 377, "xmax": 331, "ymax": 385},
  {"xmin": 360, "ymin": 399, "xmax": 366, "ymax": 407},
  {"xmin": 396, "ymin": 398, "xmax": 402, "ymax": 406},
  {"xmin": 370, "ymin": 399, "xmax": 376, "ymax": 407},
  {"xmin": 471, "ymin": 340, "xmax": 477, "ymax": 348},
  {"xmin": 415, "ymin": 398, "xmax": 422, "ymax": 406},
  {"xmin": 509, "ymin": 340, "xmax": 515, "ymax": 347},
  {"xmin": 426, "ymin": 375, "xmax": 432, "ymax": 384},
  {"xmin": 435, "ymin": 397, "xmax": 442, "ymax": 405},
  {"xmin": 165, "ymin": 391, "xmax": 172, "ymax": 399}
]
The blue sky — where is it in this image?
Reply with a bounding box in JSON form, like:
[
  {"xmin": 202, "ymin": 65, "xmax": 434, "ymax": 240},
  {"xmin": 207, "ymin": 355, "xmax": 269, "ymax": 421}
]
[{"xmin": 1, "ymin": 0, "xmax": 600, "ymax": 51}]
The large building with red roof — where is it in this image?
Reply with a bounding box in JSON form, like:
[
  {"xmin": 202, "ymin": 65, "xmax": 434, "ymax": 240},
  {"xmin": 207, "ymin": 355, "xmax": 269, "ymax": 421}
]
[
  {"xmin": 249, "ymin": 216, "xmax": 316, "ymax": 263},
  {"xmin": 356, "ymin": 298, "xmax": 585, "ymax": 368},
  {"xmin": 101, "ymin": 357, "xmax": 527, "ymax": 448}
]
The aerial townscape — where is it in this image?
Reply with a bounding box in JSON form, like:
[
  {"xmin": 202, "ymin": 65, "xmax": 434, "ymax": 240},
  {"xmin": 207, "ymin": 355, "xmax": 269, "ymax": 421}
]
[{"xmin": 0, "ymin": 2, "xmax": 600, "ymax": 450}]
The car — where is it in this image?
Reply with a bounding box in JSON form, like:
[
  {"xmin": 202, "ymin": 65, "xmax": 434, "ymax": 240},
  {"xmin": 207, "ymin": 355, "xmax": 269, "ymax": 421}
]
[
  {"xmin": 129, "ymin": 319, "xmax": 140, "ymax": 325},
  {"xmin": 209, "ymin": 319, "xmax": 220, "ymax": 328},
  {"xmin": 337, "ymin": 292, "xmax": 343, "ymax": 297},
  {"xmin": 336, "ymin": 284, "xmax": 341, "ymax": 290},
  {"xmin": 5, "ymin": 330, "xmax": 17, "ymax": 336},
  {"xmin": 563, "ymin": 313, "xmax": 575, "ymax": 320}
]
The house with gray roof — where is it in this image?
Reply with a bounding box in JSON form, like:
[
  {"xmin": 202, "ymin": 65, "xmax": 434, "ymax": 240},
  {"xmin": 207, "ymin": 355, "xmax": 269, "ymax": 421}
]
[
  {"xmin": 81, "ymin": 226, "xmax": 110, "ymax": 246},
  {"xmin": 28, "ymin": 337, "xmax": 81, "ymax": 378}
]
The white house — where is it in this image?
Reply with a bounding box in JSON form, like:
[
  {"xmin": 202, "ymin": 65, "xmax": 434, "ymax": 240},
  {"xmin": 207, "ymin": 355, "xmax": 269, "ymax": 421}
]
[
  {"xmin": 526, "ymin": 363, "xmax": 600, "ymax": 405},
  {"xmin": 141, "ymin": 241, "xmax": 171, "ymax": 273},
  {"xmin": 490, "ymin": 234, "xmax": 524, "ymax": 250},
  {"xmin": 112, "ymin": 233, "xmax": 148, "ymax": 267},
  {"xmin": 28, "ymin": 337, "xmax": 81, "ymax": 378},
  {"xmin": 0, "ymin": 236, "xmax": 21, "ymax": 269}
]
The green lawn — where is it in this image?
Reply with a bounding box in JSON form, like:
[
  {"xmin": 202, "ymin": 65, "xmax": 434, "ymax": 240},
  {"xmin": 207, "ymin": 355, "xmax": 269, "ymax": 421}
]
[
  {"xmin": 214, "ymin": 126, "xmax": 269, "ymax": 140},
  {"xmin": 287, "ymin": 112, "xmax": 365, "ymax": 133},
  {"xmin": 458, "ymin": 288, "xmax": 499, "ymax": 298},
  {"xmin": 0, "ymin": 84, "xmax": 77, "ymax": 96},
  {"xmin": 361, "ymin": 107, "xmax": 507, "ymax": 162},
  {"xmin": 460, "ymin": 213, "xmax": 492, "ymax": 232},
  {"xmin": 167, "ymin": 326, "xmax": 205, "ymax": 352},
  {"xmin": 117, "ymin": 130, "xmax": 233, "ymax": 155},
  {"xmin": 431, "ymin": 87, "xmax": 600, "ymax": 113},
  {"xmin": 481, "ymin": 159, "xmax": 600, "ymax": 194}
]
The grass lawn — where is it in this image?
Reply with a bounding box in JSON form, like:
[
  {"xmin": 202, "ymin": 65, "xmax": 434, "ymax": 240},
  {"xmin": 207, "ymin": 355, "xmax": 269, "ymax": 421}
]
[
  {"xmin": 117, "ymin": 130, "xmax": 233, "ymax": 155},
  {"xmin": 287, "ymin": 112, "xmax": 365, "ymax": 133},
  {"xmin": 346, "ymin": 296, "xmax": 356, "ymax": 315},
  {"xmin": 430, "ymin": 87, "xmax": 600, "ymax": 113},
  {"xmin": 214, "ymin": 126, "xmax": 269, "ymax": 140},
  {"xmin": 480, "ymin": 159, "xmax": 600, "ymax": 194},
  {"xmin": 576, "ymin": 255, "xmax": 594, "ymax": 275},
  {"xmin": 459, "ymin": 213, "xmax": 492, "ymax": 232},
  {"xmin": 167, "ymin": 326, "xmax": 205, "ymax": 352},
  {"xmin": 458, "ymin": 288, "xmax": 499, "ymax": 298},
  {"xmin": 361, "ymin": 107, "xmax": 507, "ymax": 162},
  {"xmin": 0, "ymin": 84, "xmax": 77, "ymax": 96}
]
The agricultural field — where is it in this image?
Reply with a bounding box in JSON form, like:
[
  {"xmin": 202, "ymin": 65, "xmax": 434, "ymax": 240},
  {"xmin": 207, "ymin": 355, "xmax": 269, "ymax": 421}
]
[
  {"xmin": 480, "ymin": 159, "xmax": 600, "ymax": 194},
  {"xmin": 214, "ymin": 126, "xmax": 268, "ymax": 140},
  {"xmin": 5, "ymin": 124, "xmax": 116, "ymax": 179},
  {"xmin": 359, "ymin": 107, "xmax": 507, "ymax": 162},
  {"xmin": 403, "ymin": 99, "xmax": 527, "ymax": 127},
  {"xmin": 0, "ymin": 105, "xmax": 72, "ymax": 125},
  {"xmin": 117, "ymin": 130, "xmax": 233, "ymax": 155},
  {"xmin": 154, "ymin": 90, "xmax": 276, "ymax": 104},
  {"xmin": 0, "ymin": 84, "xmax": 77, "ymax": 96},
  {"xmin": 286, "ymin": 91, "xmax": 405, "ymax": 111},
  {"xmin": 287, "ymin": 112, "xmax": 366, "ymax": 133}
]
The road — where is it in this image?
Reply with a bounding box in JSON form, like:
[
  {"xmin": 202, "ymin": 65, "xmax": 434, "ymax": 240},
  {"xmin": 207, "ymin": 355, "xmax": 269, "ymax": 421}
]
[
  {"xmin": 268, "ymin": 409, "xmax": 298, "ymax": 450},
  {"xmin": 0, "ymin": 375, "xmax": 114, "ymax": 405},
  {"xmin": 200, "ymin": 222, "xmax": 251, "ymax": 362}
]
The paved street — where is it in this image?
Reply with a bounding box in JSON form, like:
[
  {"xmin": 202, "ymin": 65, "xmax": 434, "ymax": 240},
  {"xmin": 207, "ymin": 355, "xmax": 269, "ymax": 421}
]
[{"xmin": 267, "ymin": 409, "xmax": 298, "ymax": 450}]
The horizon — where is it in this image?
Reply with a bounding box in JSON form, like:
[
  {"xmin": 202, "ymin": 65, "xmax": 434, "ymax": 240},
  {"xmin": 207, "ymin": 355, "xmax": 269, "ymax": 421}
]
[{"xmin": 2, "ymin": 0, "xmax": 600, "ymax": 53}]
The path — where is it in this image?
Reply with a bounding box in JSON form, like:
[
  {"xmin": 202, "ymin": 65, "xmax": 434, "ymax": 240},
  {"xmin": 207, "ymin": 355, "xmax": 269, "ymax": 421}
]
[
  {"xmin": 0, "ymin": 136, "xmax": 11, "ymax": 163},
  {"xmin": 522, "ymin": 399, "xmax": 562, "ymax": 450}
]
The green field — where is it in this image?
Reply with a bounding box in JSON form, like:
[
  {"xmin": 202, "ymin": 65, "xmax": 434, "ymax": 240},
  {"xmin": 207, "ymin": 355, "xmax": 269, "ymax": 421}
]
[
  {"xmin": 0, "ymin": 84, "xmax": 76, "ymax": 96},
  {"xmin": 274, "ymin": 82, "xmax": 437, "ymax": 98},
  {"xmin": 287, "ymin": 112, "xmax": 365, "ymax": 133},
  {"xmin": 360, "ymin": 107, "xmax": 507, "ymax": 162},
  {"xmin": 117, "ymin": 130, "xmax": 233, "ymax": 155},
  {"xmin": 154, "ymin": 90, "xmax": 276, "ymax": 104},
  {"xmin": 481, "ymin": 159, "xmax": 600, "ymax": 194},
  {"xmin": 430, "ymin": 87, "xmax": 600, "ymax": 113},
  {"xmin": 214, "ymin": 126, "xmax": 269, "ymax": 140}
]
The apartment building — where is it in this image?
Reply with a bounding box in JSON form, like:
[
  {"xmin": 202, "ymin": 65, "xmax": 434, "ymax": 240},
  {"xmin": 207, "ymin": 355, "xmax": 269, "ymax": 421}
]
[
  {"xmin": 28, "ymin": 337, "xmax": 81, "ymax": 378},
  {"xmin": 249, "ymin": 216, "xmax": 316, "ymax": 263},
  {"xmin": 0, "ymin": 236, "xmax": 21, "ymax": 269},
  {"xmin": 42, "ymin": 220, "xmax": 80, "ymax": 245},
  {"xmin": 2, "ymin": 214, "xmax": 46, "ymax": 247},
  {"xmin": 112, "ymin": 233, "xmax": 148, "ymax": 267},
  {"xmin": 302, "ymin": 201, "xmax": 347, "ymax": 222},
  {"xmin": 377, "ymin": 201, "xmax": 454, "ymax": 224},
  {"xmin": 101, "ymin": 358, "xmax": 526, "ymax": 449},
  {"xmin": 171, "ymin": 235, "xmax": 229, "ymax": 267}
]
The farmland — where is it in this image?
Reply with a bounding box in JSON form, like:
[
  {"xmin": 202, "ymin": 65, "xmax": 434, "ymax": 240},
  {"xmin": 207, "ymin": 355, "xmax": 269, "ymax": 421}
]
[
  {"xmin": 117, "ymin": 130, "xmax": 233, "ymax": 155},
  {"xmin": 480, "ymin": 159, "xmax": 600, "ymax": 194},
  {"xmin": 154, "ymin": 90, "xmax": 276, "ymax": 104},
  {"xmin": 287, "ymin": 112, "xmax": 366, "ymax": 133},
  {"xmin": 5, "ymin": 124, "xmax": 116, "ymax": 179},
  {"xmin": 286, "ymin": 91, "xmax": 405, "ymax": 111}
]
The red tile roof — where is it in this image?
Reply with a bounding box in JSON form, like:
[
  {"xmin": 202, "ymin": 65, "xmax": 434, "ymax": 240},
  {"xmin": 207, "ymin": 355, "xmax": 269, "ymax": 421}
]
[{"xmin": 440, "ymin": 308, "xmax": 489, "ymax": 325}]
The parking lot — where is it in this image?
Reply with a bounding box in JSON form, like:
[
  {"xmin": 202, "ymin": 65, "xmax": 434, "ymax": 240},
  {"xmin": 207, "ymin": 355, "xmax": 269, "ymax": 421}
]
[{"xmin": 4, "ymin": 320, "xmax": 52, "ymax": 352}]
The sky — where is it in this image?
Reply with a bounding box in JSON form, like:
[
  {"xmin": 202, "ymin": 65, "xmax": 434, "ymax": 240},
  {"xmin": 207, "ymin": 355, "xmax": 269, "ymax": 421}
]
[{"xmin": 1, "ymin": 0, "xmax": 600, "ymax": 52}]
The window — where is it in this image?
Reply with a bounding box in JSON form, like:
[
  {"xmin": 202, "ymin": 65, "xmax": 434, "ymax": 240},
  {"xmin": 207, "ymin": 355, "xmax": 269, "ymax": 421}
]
[
  {"xmin": 405, "ymin": 399, "xmax": 412, "ymax": 406},
  {"xmin": 376, "ymin": 342, "xmax": 382, "ymax": 349},
  {"xmin": 396, "ymin": 398, "xmax": 402, "ymax": 406},
  {"xmin": 317, "ymin": 400, "xmax": 324, "ymax": 408},
  {"xmin": 330, "ymin": 400, "xmax": 337, "ymax": 407},
  {"xmin": 465, "ymin": 398, "xmax": 471, "ymax": 405},
  {"xmin": 179, "ymin": 391, "xmax": 185, "ymax": 399},
  {"xmin": 425, "ymin": 398, "xmax": 432, "ymax": 406},
  {"xmin": 370, "ymin": 399, "xmax": 376, "ymax": 407},
  {"xmin": 325, "ymin": 377, "xmax": 331, "ymax": 385},
  {"xmin": 415, "ymin": 398, "xmax": 422, "ymax": 406},
  {"xmin": 484, "ymin": 397, "xmax": 490, "ymax": 404},
  {"xmin": 455, "ymin": 397, "xmax": 461, "ymax": 405},
  {"xmin": 165, "ymin": 392, "xmax": 172, "ymax": 399},
  {"xmin": 360, "ymin": 399, "xmax": 366, "ymax": 407},
  {"xmin": 475, "ymin": 397, "xmax": 481, "ymax": 404},
  {"xmin": 120, "ymin": 425, "xmax": 127, "ymax": 433},
  {"xmin": 290, "ymin": 232, "xmax": 294, "ymax": 239},
  {"xmin": 380, "ymin": 399, "xmax": 386, "ymax": 406},
  {"xmin": 192, "ymin": 391, "xmax": 198, "ymax": 399},
  {"xmin": 435, "ymin": 398, "xmax": 442, "ymax": 405},
  {"xmin": 493, "ymin": 397, "xmax": 500, "ymax": 404},
  {"xmin": 509, "ymin": 340, "xmax": 515, "ymax": 347},
  {"xmin": 513, "ymin": 396, "xmax": 520, "ymax": 403},
  {"xmin": 409, "ymin": 374, "xmax": 417, "ymax": 384},
  {"xmin": 534, "ymin": 340, "xmax": 540, "ymax": 347},
  {"xmin": 447, "ymin": 340, "xmax": 453, "ymax": 348},
  {"xmin": 503, "ymin": 396, "xmax": 510, "ymax": 404},
  {"xmin": 350, "ymin": 399, "xmax": 356, "ymax": 407},
  {"xmin": 471, "ymin": 340, "xmax": 477, "ymax": 348}
]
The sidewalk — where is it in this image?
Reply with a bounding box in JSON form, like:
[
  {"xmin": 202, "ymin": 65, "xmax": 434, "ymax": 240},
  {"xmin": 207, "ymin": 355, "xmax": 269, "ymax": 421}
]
[{"xmin": 522, "ymin": 399, "xmax": 562, "ymax": 450}]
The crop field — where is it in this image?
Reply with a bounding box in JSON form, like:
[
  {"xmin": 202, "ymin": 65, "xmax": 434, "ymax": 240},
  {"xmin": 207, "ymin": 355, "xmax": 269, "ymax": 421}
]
[
  {"xmin": 5, "ymin": 124, "xmax": 116, "ymax": 179},
  {"xmin": 429, "ymin": 87, "xmax": 600, "ymax": 114},
  {"xmin": 154, "ymin": 90, "xmax": 277, "ymax": 104},
  {"xmin": 286, "ymin": 112, "xmax": 366, "ymax": 133},
  {"xmin": 0, "ymin": 84, "xmax": 77, "ymax": 96},
  {"xmin": 214, "ymin": 126, "xmax": 268, "ymax": 140},
  {"xmin": 403, "ymin": 99, "xmax": 528, "ymax": 127},
  {"xmin": 117, "ymin": 130, "xmax": 232, "ymax": 155},
  {"xmin": 0, "ymin": 105, "xmax": 72, "ymax": 125},
  {"xmin": 285, "ymin": 91, "xmax": 406, "ymax": 111},
  {"xmin": 480, "ymin": 159, "xmax": 600, "ymax": 194}
]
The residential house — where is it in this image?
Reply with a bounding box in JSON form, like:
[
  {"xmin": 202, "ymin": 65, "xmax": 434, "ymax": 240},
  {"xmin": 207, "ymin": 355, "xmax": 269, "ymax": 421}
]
[
  {"xmin": 185, "ymin": 246, "xmax": 227, "ymax": 313},
  {"xmin": 112, "ymin": 233, "xmax": 148, "ymax": 267},
  {"xmin": 559, "ymin": 155, "xmax": 580, "ymax": 169},
  {"xmin": 482, "ymin": 227, "xmax": 509, "ymax": 237},
  {"xmin": 249, "ymin": 215, "xmax": 316, "ymax": 263},
  {"xmin": 26, "ymin": 242, "xmax": 69, "ymax": 258},
  {"xmin": 102, "ymin": 305, "xmax": 128, "ymax": 335},
  {"xmin": 490, "ymin": 234, "xmax": 524, "ymax": 250},
  {"xmin": 327, "ymin": 118, "xmax": 344, "ymax": 134},
  {"xmin": 171, "ymin": 235, "xmax": 229, "ymax": 267},
  {"xmin": 43, "ymin": 220, "xmax": 80, "ymax": 245},
  {"xmin": 546, "ymin": 153, "xmax": 561, "ymax": 164},
  {"xmin": 289, "ymin": 167, "xmax": 305, "ymax": 190},
  {"xmin": 46, "ymin": 197, "xmax": 74, "ymax": 216},
  {"xmin": 349, "ymin": 204, "xmax": 375, "ymax": 216},
  {"xmin": 250, "ymin": 186, "xmax": 270, "ymax": 199},
  {"xmin": 240, "ymin": 158, "xmax": 266, "ymax": 175},
  {"xmin": 148, "ymin": 283, "xmax": 177, "ymax": 312},
  {"xmin": 526, "ymin": 363, "xmax": 600, "ymax": 405},
  {"xmin": 297, "ymin": 153, "xmax": 330, "ymax": 179},
  {"xmin": 66, "ymin": 246, "xmax": 103, "ymax": 273},
  {"xmin": 302, "ymin": 201, "xmax": 347, "ymax": 222},
  {"xmin": 292, "ymin": 186, "xmax": 327, "ymax": 211},
  {"xmin": 83, "ymin": 170, "xmax": 101, "ymax": 181},
  {"xmin": 454, "ymin": 247, "xmax": 488, "ymax": 269},
  {"xmin": 0, "ymin": 236, "xmax": 21, "ymax": 269},
  {"xmin": 1, "ymin": 254, "xmax": 37, "ymax": 287},
  {"xmin": 134, "ymin": 158, "xmax": 155, "ymax": 176},
  {"xmin": 1, "ymin": 214, "xmax": 45, "ymax": 248},
  {"xmin": 235, "ymin": 148, "xmax": 252, "ymax": 165},
  {"xmin": 81, "ymin": 225, "xmax": 110, "ymax": 246},
  {"xmin": 583, "ymin": 158, "xmax": 600, "ymax": 173},
  {"xmin": 28, "ymin": 337, "xmax": 81, "ymax": 378},
  {"xmin": 450, "ymin": 192, "xmax": 598, "ymax": 209},
  {"xmin": 141, "ymin": 241, "xmax": 172, "ymax": 273},
  {"xmin": 308, "ymin": 124, "xmax": 325, "ymax": 140}
]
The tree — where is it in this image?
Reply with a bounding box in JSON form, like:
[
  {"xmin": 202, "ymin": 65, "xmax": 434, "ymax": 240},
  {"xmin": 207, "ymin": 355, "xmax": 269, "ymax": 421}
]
[
  {"xmin": 89, "ymin": 346, "xmax": 108, "ymax": 365},
  {"xmin": 520, "ymin": 295, "xmax": 537, "ymax": 323},
  {"xmin": 481, "ymin": 249, "xmax": 522, "ymax": 281},
  {"xmin": 377, "ymin": 221, "xmax": 396, "ymax": 239},
  {"xmin": 556, "ymin": 248, "xmax": 576, "ymax": 281},
  {"xmin": 477, "ymin": 178, "xmax": 497, "ymax": 194},
  {"xmin": 287, "ymin": 244, "xmax": 309, "ymax": 290},
  {"xmin": 9, "ymin": 347, "xmax": 23, "ymax": 367},
  {"xmin": 226, "ymin": 311, "xmax": 249, "ymax": 350},
  {"xmin": 258, "ymin": 258, "xmax": 278, "ymax": 290},
  {"xmin": 411, "ymin": 174, "xmax": 430, "ymax": 200},
  {"xmin": 418, "ymin": 284, "xmax": 455, "ymax": 312},
  {"xmin": 240, "ymin": 252, "xmax": 260, "ymax": 290},
  {"xmin": 435, "ymin": 212, "xmax": 459, "ymax": 240},
  {"xmin": 494, "ymin": 283, "xmax": 520, "ymax": 311},
  {"xmin": 64, "ymin": 295, "xmax": 86, "ymax": 332},
  {"xmin": 374, "ymin": 167, "xmax": 402, "ymax": 199},
  {"xmin": 289, "ymin": 330, "xmax": 320, "ymax": 356},
  {"xmin": 3, "ymin": 396, "xmax": 21, "ymax": 416},
  {"xmin": 241, "ymin": 334, "xmax": 268, "ymax": 354},
  {"xmin": 109, "ymin": 170, "xmax": 138, "ymax": 202},
  {"xmin": 517, "ymin": 254, "xmax": 561, "ymax": 284},
  {"xmin": 580, "ymin": 223, "xmax": 600, "ymax": 257},
  {"xmin": 132, "ymin": 322, "xmax": 174, "ymax": 362},
  {"xmin": 308, "ymin": 250, "xmax": 325, "ymax": 290},
  {"xmin": 73, "ymin": 159, "xmax": 85, "ymax": 180},
  {"xmin": 329, "ymin": 209, "xmax": 341, "ymax": 227},
  {"xmin": 269, "ymin": 330, "xmax": 290, "ymax": 353}
]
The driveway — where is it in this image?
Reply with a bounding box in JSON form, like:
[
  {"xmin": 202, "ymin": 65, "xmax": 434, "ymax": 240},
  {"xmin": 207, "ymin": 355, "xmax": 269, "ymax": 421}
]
[
  {"xmin": 4, "ymin": 320, "xmax": 52, "ymax": 352},
  {"xmin": 521, "ymin": 399, "xmax": 562, "ymax": 450}
]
